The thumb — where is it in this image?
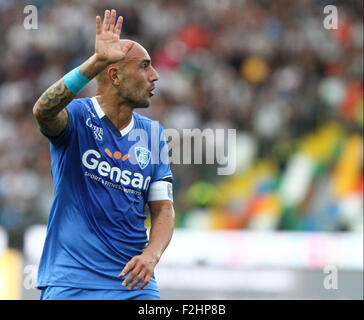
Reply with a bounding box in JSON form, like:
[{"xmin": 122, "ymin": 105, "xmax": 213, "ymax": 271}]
[{"xmin": 119, "ymin": 41, "xmax": 134, "ymax": 58}]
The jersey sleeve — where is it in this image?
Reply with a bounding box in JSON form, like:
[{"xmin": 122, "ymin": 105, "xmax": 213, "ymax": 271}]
[
  {"xmin": 148, "ymin": 124, "xmax": 173, "ymax": 202},
  {"xmin": 147, "ymin": 123, "xmax": 173, "ymax": 201},
  {"xmin": 39, "ymin": 99, "xmax": 82, "ymax": 148},
  {"xmin": 151, "ymin": 124, "xmax": 173, "ymax": 184}
]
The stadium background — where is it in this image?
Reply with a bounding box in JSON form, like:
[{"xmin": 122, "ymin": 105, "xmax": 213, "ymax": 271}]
[{"xmin": 0, "ymin": 0, "xmax": 362, "ymax": 299}]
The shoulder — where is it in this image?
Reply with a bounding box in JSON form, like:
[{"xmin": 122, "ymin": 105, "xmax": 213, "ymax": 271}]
[
  {"xmin": 67, "ymin": 97, "xmax": 92, "ymax": 110},
  {"xmin": 132, "ymin": 111, "xmax": 153, "ymax": 124},
  {"xmin": 133, "ymin": 112, "xmax": 165, "ymax": 130},
  {"xmin": 65, "ymin": 97, "xmax": 93, "ymax": 119}
]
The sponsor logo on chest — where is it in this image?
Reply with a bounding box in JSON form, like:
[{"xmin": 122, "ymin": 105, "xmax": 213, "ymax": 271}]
[{"xmin": 81, "ymin": 149, "xmax": 151, "ymax": 191}]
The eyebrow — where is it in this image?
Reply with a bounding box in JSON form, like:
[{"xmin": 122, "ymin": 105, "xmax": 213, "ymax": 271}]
[{"xmin": 140, "ymin": 59, "xmax": 151, "ymax": 65}]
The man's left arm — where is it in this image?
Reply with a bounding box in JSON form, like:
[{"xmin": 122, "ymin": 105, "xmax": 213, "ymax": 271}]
[{"xmin": 118, "ymin": 200, "xmax": 174, "ymax": 290}]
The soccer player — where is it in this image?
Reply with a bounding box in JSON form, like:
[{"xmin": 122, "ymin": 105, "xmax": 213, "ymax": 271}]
[{"xmin": 32, "ymin": 9, "xmax": 174, "ymax": 300}]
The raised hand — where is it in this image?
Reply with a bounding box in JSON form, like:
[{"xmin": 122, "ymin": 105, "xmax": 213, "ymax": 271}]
[{"xmin": 95, "ymin": 9, "xmax": 134, "ymax": 65}]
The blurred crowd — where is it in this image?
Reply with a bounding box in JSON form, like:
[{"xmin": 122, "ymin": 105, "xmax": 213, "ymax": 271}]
[{"xmin": 0, "ymin": 0, "xmax": 362, "ymax": 247}]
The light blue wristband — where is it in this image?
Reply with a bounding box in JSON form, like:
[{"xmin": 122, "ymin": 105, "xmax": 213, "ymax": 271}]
[{"xmin": 63, "ymin": 67, "xmax": 90, "ymax": 94}]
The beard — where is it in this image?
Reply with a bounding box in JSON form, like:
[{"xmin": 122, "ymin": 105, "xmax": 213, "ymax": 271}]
[
  {"xmin": 120, "ymin": 84, "xmax": 151, "ymax": 109},
  {"xmin": 128, "ymin": 95, "xmax": 150, "ymax": 108}
]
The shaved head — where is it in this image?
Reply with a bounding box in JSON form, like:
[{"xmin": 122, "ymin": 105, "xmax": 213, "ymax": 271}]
[
  {"xmin": 96, "ymin": 40, "xmax": 150, "ymax": 86},
  {"xmin": 120, "ymin": 40, "xmax": 150, "ymax": 64},
  {"xmin": 96, "ymin": 39, "xmax": 159, "ymax": 109}
]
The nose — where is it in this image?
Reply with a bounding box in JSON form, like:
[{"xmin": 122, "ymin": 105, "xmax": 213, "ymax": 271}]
[{"xmin": 150, "ymin": 66, "xmax": 159, "ymax": 82}]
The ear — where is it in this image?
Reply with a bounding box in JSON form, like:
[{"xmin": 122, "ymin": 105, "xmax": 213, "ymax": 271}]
[{"xmin": 107, "ymin": 66, "xmax": 121, "ymax": 86}]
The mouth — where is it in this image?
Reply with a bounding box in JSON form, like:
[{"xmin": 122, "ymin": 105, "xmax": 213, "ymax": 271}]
[{"xmin": 148, "ymin": 86, "xmax": 156, "ymax": 97}]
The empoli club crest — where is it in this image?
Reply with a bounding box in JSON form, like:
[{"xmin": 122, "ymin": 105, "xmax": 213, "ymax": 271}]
[{"xmin": 135, "ymin": 147, "xmax": 151, "ymax": 170}]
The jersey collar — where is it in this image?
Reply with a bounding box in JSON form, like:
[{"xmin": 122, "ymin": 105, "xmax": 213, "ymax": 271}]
[{"xmin": 91, "ymin": 96, "xmax": 134, "ymax": 137}]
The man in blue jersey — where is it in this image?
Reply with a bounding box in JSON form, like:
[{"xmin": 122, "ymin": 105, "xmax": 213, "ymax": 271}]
[{"xmin": 32, "ymin": 9, "xmax": 175, "ymax": 300}]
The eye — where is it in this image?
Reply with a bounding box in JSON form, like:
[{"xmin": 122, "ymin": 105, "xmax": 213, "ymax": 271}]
[{"xmin": 141, "ymin": 61, "xmax": 151, "ymax": 69}]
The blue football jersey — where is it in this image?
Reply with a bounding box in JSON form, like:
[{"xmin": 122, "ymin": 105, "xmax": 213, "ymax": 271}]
[{"xmin": 36, "ymin": 97, "xmax": 172, "ymax": 290}]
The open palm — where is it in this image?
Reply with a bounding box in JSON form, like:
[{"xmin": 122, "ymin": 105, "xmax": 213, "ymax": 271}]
[{"xmin": 95, "ymin": 9, "xmax": 133, "ymax": 64}]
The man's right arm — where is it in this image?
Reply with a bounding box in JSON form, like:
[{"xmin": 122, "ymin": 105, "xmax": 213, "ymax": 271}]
[
  {"xmin": 32, "ymin": 55, "xmax": 107, "ymax": 137},
  {"xmin": 32, "ymin": 9, "xmax": 134, "ymax": 138},
  {"xmin": 32, "ymin": 78, "xmax": 74, "ymax": 137}
]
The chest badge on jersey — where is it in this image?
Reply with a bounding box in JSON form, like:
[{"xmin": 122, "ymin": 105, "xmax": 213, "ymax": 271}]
[{"xmin": 135, "ymin": 147, "xmax": 151, "ymax": 170}]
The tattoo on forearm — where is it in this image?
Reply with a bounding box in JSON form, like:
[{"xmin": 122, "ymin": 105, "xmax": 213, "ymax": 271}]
[
  {"xmin": 35, "ymin": 79, "xmax": 75, "ymax": 120},
  {"xmin": 34, "ymin": 78, "xmax": 75, "ymax": 136}
]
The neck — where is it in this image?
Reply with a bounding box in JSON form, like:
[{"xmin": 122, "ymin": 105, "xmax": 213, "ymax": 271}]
[{"xmin": 95, "ymin": 88, "xmax": 133, "ymax": 131}]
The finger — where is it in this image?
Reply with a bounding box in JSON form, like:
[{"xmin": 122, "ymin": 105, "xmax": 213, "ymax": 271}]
[
  {"xmin": 137, "ymin": 274, "xmax": 151, "ymax": 290},
  {"xmin": 122, "ymin": 269, "xmax": 139, "ymax": 287},
  {"xmin": 108, "ymin": 9, "xmax": 117, "ymax": 31},
  {"xmin": 102, "ymin": 9, "xmax": 110, "ymax": 32},
  {"xmin": 96, "ymin": 16, "xmax": 102, "ymax": 35},
  {"xmin": 128, "ymin": 271, "xmax": 146, "ymax": 291},
  {"xmin": 118, "ymin": 258, "xmax": 136, "ymax": 278},
  {"xmin": 114, "ymin": 16, "xmax": 123, "ymax": 37}
]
